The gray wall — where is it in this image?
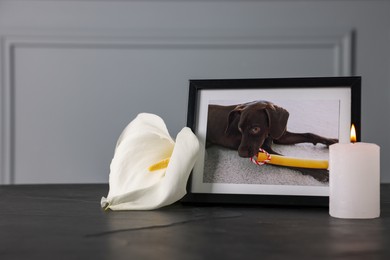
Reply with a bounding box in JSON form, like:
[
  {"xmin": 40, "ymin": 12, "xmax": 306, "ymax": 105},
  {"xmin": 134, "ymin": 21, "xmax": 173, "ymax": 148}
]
[{"xmin": 0, "ymin": 0, "xmax": 389, "ymax": 184}]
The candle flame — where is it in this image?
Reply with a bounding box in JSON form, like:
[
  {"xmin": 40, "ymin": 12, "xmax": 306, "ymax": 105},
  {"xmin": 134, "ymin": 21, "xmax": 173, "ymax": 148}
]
[{"xmin": 350, "ymin": 124, "xmax": 357, "ymax": 143}]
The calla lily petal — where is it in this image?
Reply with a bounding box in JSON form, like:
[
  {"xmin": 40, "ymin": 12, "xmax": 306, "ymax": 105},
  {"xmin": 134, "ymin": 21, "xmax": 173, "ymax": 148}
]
[{"xmin": 101, "ymin": 113, "xmax": 199, "ymax": 210}]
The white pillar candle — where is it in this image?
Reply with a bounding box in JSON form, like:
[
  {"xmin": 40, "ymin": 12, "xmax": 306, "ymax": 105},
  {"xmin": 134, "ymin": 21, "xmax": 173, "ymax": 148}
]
[{"xmin": 329, "ymin": 142, "xmax": 380, "ymax": 219}]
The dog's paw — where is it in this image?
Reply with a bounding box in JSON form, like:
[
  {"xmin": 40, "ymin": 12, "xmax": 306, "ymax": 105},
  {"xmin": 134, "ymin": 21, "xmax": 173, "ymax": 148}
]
[
  {"xmin": 295, "ymin": 168, "xmax": 329, "ymax": 183},
  {"xmin": 325, "ymin": 138, "xmax": 338, "ymax": 147}
]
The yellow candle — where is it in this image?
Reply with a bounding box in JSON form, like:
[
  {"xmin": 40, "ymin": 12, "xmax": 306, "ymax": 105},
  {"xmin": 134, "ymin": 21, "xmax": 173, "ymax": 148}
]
[
  {"xmin": 148, "ymin": 157, "xmax": 170, "ymax": 171},
  {"xmin": 257, "ymin": 152, "xmax": 328, "ymax": 169}
]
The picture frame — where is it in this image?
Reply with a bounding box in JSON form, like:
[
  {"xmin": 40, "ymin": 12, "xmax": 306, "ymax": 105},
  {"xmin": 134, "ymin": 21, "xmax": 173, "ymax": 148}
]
[{"xmin": 182, "ymin": 77, "xmax": 361, "ymax": 206}]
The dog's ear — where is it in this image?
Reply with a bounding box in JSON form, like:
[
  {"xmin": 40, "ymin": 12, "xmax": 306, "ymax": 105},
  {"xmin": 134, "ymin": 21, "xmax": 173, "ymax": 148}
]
[
  {"xmin": 265, "ymin": 104, "xmax": 289, "ymax": 139},
  {"xmin": 225, "ymin": 106, "xmax": 244, "ymax": 134}
]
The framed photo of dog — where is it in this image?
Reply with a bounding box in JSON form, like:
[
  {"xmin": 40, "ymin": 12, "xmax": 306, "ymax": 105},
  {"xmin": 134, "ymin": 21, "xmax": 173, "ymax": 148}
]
[{"xmin": 183, "ymin": 77, "xmax": 361, "ymax": 206}]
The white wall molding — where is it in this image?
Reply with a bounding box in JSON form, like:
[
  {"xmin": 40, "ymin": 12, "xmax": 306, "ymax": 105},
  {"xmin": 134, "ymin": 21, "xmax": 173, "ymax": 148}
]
[{"xmin": 0, "ymin": 28, "xmax": 353, "ymax": 184}]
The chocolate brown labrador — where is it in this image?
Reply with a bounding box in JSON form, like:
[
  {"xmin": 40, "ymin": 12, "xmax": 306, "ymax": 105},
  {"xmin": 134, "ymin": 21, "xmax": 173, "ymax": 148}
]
[{"xmin": 206, "ymin": 101, "xmax": 337, "ymax": 182}]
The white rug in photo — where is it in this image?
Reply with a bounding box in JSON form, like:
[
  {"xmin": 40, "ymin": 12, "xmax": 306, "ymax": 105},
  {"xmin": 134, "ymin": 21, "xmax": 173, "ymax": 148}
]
[{"xmin": 203, "ymin": 144, "xmax": 329, "ymax": 187}]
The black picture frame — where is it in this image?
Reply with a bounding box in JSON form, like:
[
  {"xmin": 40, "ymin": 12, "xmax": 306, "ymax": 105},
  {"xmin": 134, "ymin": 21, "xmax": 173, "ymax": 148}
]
[{"xmin": 182, "ymin": 76, "xmax": 361, "ymax": 206}]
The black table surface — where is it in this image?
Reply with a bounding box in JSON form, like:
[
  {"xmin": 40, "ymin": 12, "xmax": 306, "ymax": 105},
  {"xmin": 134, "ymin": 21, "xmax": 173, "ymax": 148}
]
[{"xmin": 1, "ymin": 184, "xmax": 389, "ymax": 260}]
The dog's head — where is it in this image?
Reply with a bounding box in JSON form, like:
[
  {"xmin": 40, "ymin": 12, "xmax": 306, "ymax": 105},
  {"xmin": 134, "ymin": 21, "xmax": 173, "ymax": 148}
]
[{"xmin": 225, "ymin": 101, "xmax": 289, "ymax": 157}]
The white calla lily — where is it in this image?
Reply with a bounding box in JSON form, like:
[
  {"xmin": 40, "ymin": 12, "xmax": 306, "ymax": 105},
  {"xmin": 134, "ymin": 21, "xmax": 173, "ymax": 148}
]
[{"xmin": 101, "ymin": 113, "xmax": 199, "ymax": 210}]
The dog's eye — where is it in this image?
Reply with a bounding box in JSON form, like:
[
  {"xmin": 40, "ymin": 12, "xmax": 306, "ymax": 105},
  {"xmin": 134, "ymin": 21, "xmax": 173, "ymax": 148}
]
[{"xmin": 250, "ymin": 127, "xmax": 261, "ymax": 135}]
